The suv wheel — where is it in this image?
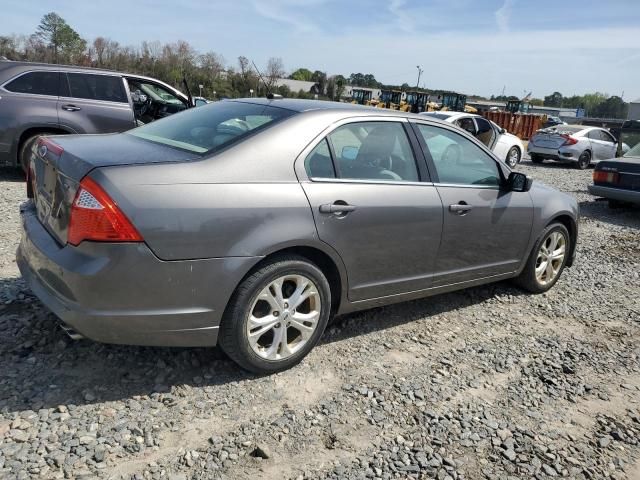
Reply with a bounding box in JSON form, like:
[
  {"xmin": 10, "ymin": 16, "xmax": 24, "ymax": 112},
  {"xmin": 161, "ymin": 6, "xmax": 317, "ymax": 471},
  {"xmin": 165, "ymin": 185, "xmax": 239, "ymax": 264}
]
[
  {"xmin": 515, "ymin": 223, "xmax": 570, "ymax": 293},
  {"xmin": 219, "ymin": 255, "xmax": 331, "ymax": 374}
]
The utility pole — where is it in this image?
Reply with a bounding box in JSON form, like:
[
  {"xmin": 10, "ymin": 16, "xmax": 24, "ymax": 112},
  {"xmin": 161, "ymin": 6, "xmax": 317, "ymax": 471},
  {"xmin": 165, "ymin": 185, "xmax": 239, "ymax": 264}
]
[{"xmin": 416, "ymin": 65, "xmax": 423, "ymax": 91}]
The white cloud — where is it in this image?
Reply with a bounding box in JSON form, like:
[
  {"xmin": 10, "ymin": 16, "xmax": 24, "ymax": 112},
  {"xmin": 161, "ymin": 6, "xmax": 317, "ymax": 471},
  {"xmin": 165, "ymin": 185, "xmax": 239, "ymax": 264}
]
[
  {"xmin": 389, "ymin": 0, "xmax": 414, "ymax": 33},
  {"xmin": 495, "ymin": 0, "xmax": 514, "ymax": 33},
  {"xmin": 252, "ymin": 0, "xmax": 328, "ymax": 33}
]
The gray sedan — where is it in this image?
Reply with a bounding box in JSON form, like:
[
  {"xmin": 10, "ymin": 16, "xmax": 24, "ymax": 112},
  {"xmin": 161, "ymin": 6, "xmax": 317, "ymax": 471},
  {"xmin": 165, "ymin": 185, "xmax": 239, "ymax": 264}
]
[
  {"xmin": 17, "ymin": 99, "xmax": 579, "ymax": 373},
  {"xmin": 528, "ymin": 125, "xmax": 626, "ymax": 169}
]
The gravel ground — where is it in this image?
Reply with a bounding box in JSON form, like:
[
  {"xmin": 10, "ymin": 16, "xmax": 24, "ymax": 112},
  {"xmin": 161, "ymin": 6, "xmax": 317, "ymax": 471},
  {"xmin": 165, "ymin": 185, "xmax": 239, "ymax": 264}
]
[{"xmin": 0, "ymin": 158, "xmax": 639, "ymax": 480}]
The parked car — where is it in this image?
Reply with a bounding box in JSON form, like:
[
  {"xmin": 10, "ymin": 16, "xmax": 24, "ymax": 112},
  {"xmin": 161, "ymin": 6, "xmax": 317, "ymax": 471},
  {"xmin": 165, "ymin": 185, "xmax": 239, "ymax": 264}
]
[
  {"xmin": 588, "ymin": 141, "xmax": 640, "ymax": 207},
  {"xmin": 544, "ymin": 116, "xmax": 566, "ymax": 128},
  {"xmin": 17, "ymin": 99, "xmax": 579, "ymax": 374},
  {"xmin": 420, "ymin": 111, "xmax": 525, "ymax": 167},
  {"xmin": 528, "ymin": 125, "xmax": 629, "ymax": 169},
  {"xmin": 0, "ymin": 60, "xmax": 193, "ymax": 170}
]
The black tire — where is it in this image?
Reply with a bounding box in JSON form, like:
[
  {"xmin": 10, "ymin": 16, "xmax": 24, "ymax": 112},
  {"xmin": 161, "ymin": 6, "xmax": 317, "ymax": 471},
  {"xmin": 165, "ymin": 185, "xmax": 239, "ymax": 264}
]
[
  {"xmin": 506, "ymin": 146, "xmax": 521, "ymax": 168},
  {"xmin": 530, "ymin": 154, "xmax": 543, "ymax": 164},
  {"xmin": 218, "ymin": 255, "xmax": 331, "ymax": 374},
  {"xmin": 514, "ymin": 223, "xmax": 570, "ymax": 294},
  {"xmin": 576, "ymin": 150, "xmax": 591, "ymax": 170}
]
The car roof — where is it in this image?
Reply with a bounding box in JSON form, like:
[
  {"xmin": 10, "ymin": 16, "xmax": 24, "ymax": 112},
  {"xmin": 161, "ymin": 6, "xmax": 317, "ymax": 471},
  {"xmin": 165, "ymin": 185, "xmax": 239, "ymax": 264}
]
[{"xmin": 229, "ymin": 98, "xmax": 426, "ymax": 119}]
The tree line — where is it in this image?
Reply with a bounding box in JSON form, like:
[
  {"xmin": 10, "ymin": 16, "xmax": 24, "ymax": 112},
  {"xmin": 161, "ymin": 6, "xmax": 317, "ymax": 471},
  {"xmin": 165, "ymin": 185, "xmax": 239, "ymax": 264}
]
[{"xmin": 0, "ymin": 12, "xmax": 632, "ymax": 118}]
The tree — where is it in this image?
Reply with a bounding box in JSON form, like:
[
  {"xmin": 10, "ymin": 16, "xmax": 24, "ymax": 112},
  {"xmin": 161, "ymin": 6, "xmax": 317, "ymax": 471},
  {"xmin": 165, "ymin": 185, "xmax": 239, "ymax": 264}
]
[
  {"xmin": 311, "ymin": 70, "xmax": 327, "ymax": 95},
  {"xmin": 34, "ymin": 12, "xmax": 86, "ymax": 63},
  {"xmin": 265, "ymin": 57, "xmax": 285, "ymax": 91},
  {"xmin": 543, "ymin": 91, "xmax": 564, "ymax": 107},
  {"xmin": 290, "ymin": 68, "xmax": 313, "ymax": 81}
]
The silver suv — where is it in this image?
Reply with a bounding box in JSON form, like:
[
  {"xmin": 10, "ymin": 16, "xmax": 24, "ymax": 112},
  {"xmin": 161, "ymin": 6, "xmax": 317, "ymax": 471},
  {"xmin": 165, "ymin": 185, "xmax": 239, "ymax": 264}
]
[{"xmin": 0, "ymin": 61, "xmax": 192, "ymax": 170}]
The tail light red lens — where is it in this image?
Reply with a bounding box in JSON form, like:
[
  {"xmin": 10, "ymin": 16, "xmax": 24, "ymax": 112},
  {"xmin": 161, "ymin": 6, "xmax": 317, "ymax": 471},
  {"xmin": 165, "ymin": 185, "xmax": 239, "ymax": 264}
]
[
  {"xmin": 68, "ymin": 177, "xmax": 143, "ymax": 246},
  {"xmin": 561, "ymin": 134, "xmax": 578, "ymax": 146},
  {"xmin": 37, "ymin": 137, "xmax": 64, "ymax": 156},
  {"xmin": 593, "ymin": 171, "xmax": 619, "ymax": 184}
]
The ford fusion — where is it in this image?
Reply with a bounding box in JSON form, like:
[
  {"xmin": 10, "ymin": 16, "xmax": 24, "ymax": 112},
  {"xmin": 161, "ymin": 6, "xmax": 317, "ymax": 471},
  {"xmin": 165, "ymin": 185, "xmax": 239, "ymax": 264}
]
[{"xmin": 17, "ymin": 99, "xmax": 579, "ymax": 373}]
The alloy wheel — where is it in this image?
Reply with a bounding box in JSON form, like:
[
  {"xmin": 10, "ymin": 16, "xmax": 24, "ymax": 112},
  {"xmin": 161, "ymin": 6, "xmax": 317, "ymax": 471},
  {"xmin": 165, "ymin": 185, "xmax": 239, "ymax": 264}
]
[
  {"xmin": 507, "ymin": 147, "xmax": 520, "ymax": 168},
  {"xmin": 535, "ymin": 231, "xmax": 566, "ymax": 286},
  {"xmin": 246, "ymin": 274, "xmax": 321, "ymax": 361}
]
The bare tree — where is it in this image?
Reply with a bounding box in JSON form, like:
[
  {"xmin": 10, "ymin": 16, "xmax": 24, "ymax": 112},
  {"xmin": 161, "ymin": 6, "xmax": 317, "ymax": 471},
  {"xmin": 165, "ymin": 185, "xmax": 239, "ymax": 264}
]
[{"xmin": 265, "ymin": 57, "xmax": 285, "ymax": 91}]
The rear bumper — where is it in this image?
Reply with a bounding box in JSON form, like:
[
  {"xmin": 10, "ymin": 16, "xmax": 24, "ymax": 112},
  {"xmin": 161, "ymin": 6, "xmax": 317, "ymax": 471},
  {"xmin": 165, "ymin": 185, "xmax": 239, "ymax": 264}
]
[
  {"xmin": 588, "ymin": 185, "xmax": 640, "ymax": 205},
  {"xmin": 527, "ymin": 145, "xmax": 561, "ymax": 160},
  {"xmin": 17, "ymin": 202, "xmax": 261, "ymax": 347}
]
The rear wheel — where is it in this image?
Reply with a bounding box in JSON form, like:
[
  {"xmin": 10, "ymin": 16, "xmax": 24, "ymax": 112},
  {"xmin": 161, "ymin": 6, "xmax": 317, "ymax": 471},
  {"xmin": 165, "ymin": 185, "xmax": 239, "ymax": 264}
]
[
  {"xmin": 506, "ymin": 146, "xmax": 521, "ymax": 168},
  {"xmin": 576, "ymin": 150, "xmax": 591, "ymax": 169},
  {"xmin": 530, "ymin": 154, "xmax": 543, "ymax": 164},
  {"xmin": 515, "ymin": 223, "xmax": 570, "ymax": 294},
  {"xmin": 218, "ymin": 255, "xmax": 331, "ymax": 374}
]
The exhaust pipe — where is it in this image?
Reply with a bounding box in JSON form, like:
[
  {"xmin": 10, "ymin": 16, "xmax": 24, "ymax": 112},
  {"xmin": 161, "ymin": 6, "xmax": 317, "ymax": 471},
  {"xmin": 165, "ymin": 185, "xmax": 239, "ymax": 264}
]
[{"xmin": 59, "ymin": 323, "xmax": 84, "ymax": 341}]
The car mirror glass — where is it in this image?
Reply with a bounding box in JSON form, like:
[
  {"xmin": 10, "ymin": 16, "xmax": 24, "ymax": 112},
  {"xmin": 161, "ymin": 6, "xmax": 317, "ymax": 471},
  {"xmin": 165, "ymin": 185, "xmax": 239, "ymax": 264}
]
[{"xmin": 508, "ymin": 171, "xmax": 532, "ymax": 192}]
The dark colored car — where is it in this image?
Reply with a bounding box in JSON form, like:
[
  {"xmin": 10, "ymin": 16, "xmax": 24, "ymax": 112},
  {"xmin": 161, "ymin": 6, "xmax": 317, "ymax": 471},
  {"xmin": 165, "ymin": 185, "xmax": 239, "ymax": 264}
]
[
  {"xmin": 0, "ymin": 60, "xmax": 191, "ymax": 170},
  {"xmin": 17, "ymin": 99, "xmax": 579, "ymax": 374},
  {"xmin": 588, "ymin": 141, "xmax": 640, "ymax": 207}
]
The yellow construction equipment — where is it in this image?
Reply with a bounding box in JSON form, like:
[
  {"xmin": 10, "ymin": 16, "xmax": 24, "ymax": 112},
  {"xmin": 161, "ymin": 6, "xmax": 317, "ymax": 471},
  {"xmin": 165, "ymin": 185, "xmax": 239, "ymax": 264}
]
[
  {"xmin": 351, "ymin": 89, "xmax": 373, "ymax": 105},
  {"xmin": 402, "ymin": 91, "xmax": 429, "ymax": 113},
  {"xmin": 377, "ymin": 89, "xmax": 403, "ymax": 110}
]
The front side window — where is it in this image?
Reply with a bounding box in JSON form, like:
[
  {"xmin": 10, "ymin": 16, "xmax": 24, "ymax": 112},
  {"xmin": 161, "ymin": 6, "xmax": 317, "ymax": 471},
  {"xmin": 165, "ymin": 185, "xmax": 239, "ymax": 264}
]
[
  {"xmin": 128, "ymin": 101, "xmax": 294, "ymax": 154},
  {"xmin": 416, "ymin": 124, "xmax": 501, "ymax": 186},
  {"xmin": 475, "ymin": 117, "xmax": 494, "ymax": 147},
  {"xmin": 4, "ymin": 71, "xmax": 59, "ymax": 96},
  {"xmin": 326, "ymin": 122, "xmax": 419, "ymax": 182},
  {"xmin": 599, "ymin": 130, "xmax": 615, "ymax": 142},
  {"xmin": 456, "ymin": 117, "xmax": 476, "ymax": 136},
  {"xmin": 67, "ymin": 73, "xmax": 127, "ymax": 103}
]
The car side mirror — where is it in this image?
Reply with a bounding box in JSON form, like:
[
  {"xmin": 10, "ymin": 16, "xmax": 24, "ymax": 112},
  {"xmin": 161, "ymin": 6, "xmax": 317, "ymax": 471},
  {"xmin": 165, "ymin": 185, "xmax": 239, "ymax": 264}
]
[
  {"xmin": 500, "ymin": 127, "xmax": 506, "ymax": 134},
  {"xmin": 507, "ymin": 171, "xmax": 532, "ymax": 192}
]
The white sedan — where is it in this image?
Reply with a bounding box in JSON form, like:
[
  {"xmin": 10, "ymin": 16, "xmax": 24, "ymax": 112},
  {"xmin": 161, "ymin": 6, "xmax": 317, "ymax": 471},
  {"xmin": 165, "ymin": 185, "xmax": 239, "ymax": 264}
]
[{"xmin": 420, "ymin": 112, "xmax": 525, "ymax": 168}]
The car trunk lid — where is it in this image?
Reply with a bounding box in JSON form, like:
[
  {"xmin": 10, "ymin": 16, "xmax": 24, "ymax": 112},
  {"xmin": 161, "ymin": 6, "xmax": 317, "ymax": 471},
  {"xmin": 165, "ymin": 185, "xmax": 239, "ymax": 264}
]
[
  {"xmin": 596, "ymin": 157, "xmax": 640, "ymax": 191},
  {"xmin": 30, "ymin": 133, "xmax": 199, "ymax": 245},
  {"xmin": 530, "ymin": 131, "xmax": 570, "ymax": 149}
]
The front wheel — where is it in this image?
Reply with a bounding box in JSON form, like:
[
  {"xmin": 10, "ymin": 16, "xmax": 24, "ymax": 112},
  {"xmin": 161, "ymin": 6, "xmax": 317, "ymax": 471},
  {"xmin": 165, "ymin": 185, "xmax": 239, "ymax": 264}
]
[
  {"xmin": 506, "ymin": 146, "xmax": 521, "ymax": 168},
  {"xmin": 218, "ymin": 255, "xmax": 331, "ymax": 374},
  {"xmin": 515, "ymin": 223, "xmax": 570, "ymax": 294}
]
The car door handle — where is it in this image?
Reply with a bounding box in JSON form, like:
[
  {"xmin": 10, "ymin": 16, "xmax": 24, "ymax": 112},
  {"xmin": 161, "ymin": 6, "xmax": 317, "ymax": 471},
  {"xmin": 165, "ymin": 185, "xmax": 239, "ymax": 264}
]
[
  {"xmin": 319, "ymin": 203, "xmax": 357, "ymax": 214},
  {"xmin": 61, "ymin": 104, "xmax": 81, "ymax": 111},
  {"xmin": 449, "ymin": 203, "xmax": 473, "ymax": 214}
]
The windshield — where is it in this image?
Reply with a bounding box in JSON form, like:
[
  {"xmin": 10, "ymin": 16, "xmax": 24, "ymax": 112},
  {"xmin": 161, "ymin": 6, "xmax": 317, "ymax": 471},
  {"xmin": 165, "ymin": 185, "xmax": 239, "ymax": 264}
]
[{"xmin": 127, "ymin": 101, "xmax": 295, "ymax": 154}]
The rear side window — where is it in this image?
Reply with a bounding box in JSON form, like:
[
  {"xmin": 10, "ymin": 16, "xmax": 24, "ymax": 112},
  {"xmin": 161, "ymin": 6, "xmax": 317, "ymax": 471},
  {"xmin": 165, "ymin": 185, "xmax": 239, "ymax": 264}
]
[
  {"xmin": 128, "ymin": 101, "xmax": 295, "ymax": 154},
  {"xmin": 67, "ymin": 73, "xmax": 127, "ymax": 103},
  {"xmin": 4, "ymin": 71, "xmax": 60, "ymax": 96},
  {"xmin": 305, "ymin": 139, "xmax": 335, "ymax": 178}
]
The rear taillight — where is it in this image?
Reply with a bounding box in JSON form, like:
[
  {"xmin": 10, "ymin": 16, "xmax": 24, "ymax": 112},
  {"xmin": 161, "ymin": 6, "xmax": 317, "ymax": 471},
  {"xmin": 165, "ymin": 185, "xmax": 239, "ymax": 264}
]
[
  {"xmin": 37, "ymin": 137, "xmax": 64, "ymax": 156},
  {"xmin": 67, "ymin": 177, "xmax": 142, "ymax": 246},
  {"xmin": 593, "ymin": 170, "xmax": 619, "ymax": 184},
  {"xmin": 561, "ymin": 134, "xmax": 578, "ymax": 146}
]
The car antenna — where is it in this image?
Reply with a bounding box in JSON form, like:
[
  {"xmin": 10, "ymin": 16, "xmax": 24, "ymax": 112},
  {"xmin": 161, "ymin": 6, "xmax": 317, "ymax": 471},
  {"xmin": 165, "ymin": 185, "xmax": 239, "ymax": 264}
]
[
  {"xmin": 251, "ymin": 60, "xmax": 281, "ymax": 100},
  {"xmin": 181, "ymin": 73, "xmax": 194, "ymax": 108}
]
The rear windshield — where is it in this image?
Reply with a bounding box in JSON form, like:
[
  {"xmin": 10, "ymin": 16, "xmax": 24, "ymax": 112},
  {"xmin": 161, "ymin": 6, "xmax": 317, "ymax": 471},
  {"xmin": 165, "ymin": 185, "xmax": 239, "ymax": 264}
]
[
  {"xmin": 543, "ymin": 125, "xmax": 584, "ymax": 134},
  {"xmin": 127, "ymin": 101, "xmax": 295, "ymax": 154}
]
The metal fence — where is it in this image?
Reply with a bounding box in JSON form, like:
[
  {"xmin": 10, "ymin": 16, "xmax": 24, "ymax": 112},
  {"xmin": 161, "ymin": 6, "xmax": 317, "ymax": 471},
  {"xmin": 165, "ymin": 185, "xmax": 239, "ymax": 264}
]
[{"xmin": 481, "ymin": 111, "xmax": 544, "ymax": 140}]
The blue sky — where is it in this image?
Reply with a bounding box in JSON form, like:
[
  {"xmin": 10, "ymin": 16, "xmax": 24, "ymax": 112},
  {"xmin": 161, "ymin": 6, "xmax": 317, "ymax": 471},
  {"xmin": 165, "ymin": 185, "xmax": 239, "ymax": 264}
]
[{"xmin": 3, "ymin": 0, "xmax": 640, "ymax": 100}]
